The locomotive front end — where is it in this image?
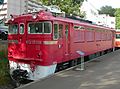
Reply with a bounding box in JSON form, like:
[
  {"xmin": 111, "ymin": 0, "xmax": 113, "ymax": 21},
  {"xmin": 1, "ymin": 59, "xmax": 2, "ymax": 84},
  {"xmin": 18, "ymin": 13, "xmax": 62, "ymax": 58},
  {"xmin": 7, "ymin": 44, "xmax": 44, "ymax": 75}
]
[{"xmin": 8, "ymin": 11, "xmax": 57, "ymax": 81}]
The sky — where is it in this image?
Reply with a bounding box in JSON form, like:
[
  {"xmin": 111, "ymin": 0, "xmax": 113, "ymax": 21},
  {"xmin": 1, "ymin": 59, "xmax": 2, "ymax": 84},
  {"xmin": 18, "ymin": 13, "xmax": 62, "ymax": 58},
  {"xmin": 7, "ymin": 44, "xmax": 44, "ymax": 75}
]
[{"xmin": 88, "ymin": 0, "xmax": 120, "ymax": 9}]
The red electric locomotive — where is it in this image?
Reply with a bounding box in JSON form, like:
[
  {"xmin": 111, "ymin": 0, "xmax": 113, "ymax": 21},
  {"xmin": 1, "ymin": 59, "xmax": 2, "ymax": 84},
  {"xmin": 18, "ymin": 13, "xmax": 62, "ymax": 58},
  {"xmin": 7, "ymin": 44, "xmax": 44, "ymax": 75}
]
[
  {"xmin": 115, "ymin": 30, "xmax": 120, "ymax": 48},
  {"xmin": 8, "ymin": 10, "xmax": 115, "ymax": 81}
]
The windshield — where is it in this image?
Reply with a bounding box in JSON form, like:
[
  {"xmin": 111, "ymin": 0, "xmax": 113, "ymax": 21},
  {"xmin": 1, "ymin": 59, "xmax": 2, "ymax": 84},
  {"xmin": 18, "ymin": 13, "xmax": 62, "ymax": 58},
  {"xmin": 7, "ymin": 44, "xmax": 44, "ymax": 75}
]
[
  {"xmin": 9, "ymin": 24, "xmax": 18, "ymax": 34},
  {"xmin": 116, "ymin": 34, "xmax": 120, "ymax": 39},
  {"xmin": 28, "ymin": 22, "xmax": 52, "ymax": 34}
]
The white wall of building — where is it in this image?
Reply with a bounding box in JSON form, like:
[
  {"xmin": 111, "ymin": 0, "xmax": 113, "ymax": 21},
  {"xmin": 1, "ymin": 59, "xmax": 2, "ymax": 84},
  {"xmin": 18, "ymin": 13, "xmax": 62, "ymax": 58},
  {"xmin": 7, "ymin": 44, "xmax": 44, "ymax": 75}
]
[
  {"xmin": 7, "ymin": 0, "xmax": 26, "ymax": 19},
  {"xmin": 81, "ymin": 1, "xmax": 99, "ymax": 23},
  {"xmin": 106, "ymin": 16, "xmax": 115, "ymax": 28},
  {"xmin": 97, "ymin": 14, "xmax": 115, "ymax": 28},
  {"xmin": 81, "ymin": 1, "xmax": 115, "ymax": 28},
  {"xmin": 0, "ymin": 0, "xmax": 43, "ymax": 21}
]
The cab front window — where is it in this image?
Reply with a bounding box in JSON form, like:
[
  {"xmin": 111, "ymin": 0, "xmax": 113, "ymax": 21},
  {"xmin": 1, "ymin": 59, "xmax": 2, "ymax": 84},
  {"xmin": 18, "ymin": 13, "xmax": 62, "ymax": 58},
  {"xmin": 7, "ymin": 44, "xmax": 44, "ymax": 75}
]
[
  {"xmin": 28, "ymin": 22, "xmax": 51, "ymax": 34},
  {"xmin": 9, "ymin": 24, "xmax": 18, "ymax": 34}
]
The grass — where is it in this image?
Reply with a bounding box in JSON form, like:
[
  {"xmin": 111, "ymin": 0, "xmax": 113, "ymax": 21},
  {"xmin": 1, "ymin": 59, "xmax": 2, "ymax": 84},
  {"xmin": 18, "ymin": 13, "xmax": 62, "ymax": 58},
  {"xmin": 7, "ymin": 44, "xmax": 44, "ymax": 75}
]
[
  {"xmin": 0, "ymin": 43, "xmax": 10, "ymax": 85},
  {"xmin": 0, "ymin": 58, "xmax": 10, "ymax": 85}
]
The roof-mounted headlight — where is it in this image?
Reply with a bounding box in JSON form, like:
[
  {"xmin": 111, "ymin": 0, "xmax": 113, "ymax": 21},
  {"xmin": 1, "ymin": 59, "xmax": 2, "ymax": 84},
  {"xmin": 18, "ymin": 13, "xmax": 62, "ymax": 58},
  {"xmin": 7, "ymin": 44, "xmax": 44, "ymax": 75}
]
[
  {"xmin": 32, "ymin": 13, "xmax": 38, "ymax": 19},
  {"xmin": 10, "ymin": 14, "xmax": 14, "ymax": 21}
]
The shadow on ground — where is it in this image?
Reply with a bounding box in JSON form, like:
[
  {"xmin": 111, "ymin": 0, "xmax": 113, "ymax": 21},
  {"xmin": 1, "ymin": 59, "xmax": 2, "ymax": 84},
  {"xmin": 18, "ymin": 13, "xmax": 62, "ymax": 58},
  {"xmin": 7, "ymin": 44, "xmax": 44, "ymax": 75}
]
[{"xmin": 19, "ymin": 50, "xmax": 120, "ymax": 89}]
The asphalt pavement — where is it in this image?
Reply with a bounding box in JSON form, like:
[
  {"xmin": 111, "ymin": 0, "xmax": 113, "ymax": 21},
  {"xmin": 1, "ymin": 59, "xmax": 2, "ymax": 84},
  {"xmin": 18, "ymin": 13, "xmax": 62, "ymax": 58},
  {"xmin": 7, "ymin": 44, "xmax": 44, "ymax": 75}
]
[{"xmin": 18, "ymin": 49, "xmax": 120, "ymax": 89}]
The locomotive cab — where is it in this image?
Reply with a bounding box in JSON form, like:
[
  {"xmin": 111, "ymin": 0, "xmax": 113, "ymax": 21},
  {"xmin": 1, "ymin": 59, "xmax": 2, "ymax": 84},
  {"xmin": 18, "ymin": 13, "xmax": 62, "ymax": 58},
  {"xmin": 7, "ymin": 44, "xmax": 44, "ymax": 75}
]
[
  {"xmin": 8, "ymin": 10, "xmax": 71, "ymax": 81},
  {"xmin": 8, "ymin": 11, "xmax": 59, "ymax": 80}
]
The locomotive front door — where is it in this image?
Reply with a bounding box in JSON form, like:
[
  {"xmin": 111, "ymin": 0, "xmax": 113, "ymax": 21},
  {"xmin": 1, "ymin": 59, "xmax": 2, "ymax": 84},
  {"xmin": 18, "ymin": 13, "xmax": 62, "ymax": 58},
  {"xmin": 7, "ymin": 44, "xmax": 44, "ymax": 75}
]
[
  {"xmin": 18, "ymin": 21, "xmax": 27, "ymax": 58},
  {"xmin": 63, "ymin": 23, "xmax": 70, "ymax": 61}
]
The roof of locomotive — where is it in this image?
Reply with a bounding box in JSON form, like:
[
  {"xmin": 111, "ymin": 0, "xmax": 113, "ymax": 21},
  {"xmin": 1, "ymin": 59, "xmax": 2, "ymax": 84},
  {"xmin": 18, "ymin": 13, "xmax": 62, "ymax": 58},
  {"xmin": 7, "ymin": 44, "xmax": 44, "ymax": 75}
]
[{"xmin": 8, "ymin": 10, "xmax": 115, "ymax": 31}]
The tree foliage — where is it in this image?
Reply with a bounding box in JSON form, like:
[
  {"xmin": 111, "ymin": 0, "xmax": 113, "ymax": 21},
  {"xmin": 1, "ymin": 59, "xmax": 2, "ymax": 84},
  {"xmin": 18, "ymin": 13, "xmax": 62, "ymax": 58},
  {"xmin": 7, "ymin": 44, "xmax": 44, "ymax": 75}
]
[
  {"xmin": 115, "ymin": 8, "xmax": 120, "ymax": 29},
  {"xmin": 99, "ymin": 5, "xmax": 116, "ymax": 17},
  {"xmin": 37, "ymin": 0, "xmax": 85, "ymax": 17}
]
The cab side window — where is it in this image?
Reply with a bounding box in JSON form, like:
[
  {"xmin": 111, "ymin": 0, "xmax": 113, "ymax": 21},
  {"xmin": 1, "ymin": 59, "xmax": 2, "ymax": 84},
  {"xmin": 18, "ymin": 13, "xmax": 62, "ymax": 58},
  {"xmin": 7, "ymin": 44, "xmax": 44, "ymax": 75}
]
[
  {"xmin": 53, "ymin": 24, "xmax": 59, "ymax": 40},
  {"xmin": 65, "ymin": 25, "xmax": 69, "ymax": 38},
  {"xmin": 20, "ymin": 24, "xmax": 24, "ymax": 34},
  {"xmin": 59, "ymin": 24, "xmax": 63, "ymax": 38}
]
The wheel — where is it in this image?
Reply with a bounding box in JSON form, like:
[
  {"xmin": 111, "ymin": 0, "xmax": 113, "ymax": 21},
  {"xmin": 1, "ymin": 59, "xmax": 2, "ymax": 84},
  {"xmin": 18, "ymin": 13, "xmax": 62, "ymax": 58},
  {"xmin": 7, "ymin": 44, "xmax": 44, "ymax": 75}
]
[
  {"xmin": 9, "ymin": 74, "xmax": 21, "ymax": 88},
  {"xmin": 89, "ymin": 54, "xmax": 95, "ymax": 60},
  {"xmin": 12, "ymin": 80, "xmax": 21, "ymax": 88}
]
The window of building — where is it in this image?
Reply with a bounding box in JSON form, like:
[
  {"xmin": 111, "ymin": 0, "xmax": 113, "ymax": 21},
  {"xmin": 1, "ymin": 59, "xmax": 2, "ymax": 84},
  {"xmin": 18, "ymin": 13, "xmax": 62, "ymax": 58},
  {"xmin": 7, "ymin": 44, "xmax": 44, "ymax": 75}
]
[{"xmin": 111, "ymin": 21, "xmax": 114, "ymax": 24}]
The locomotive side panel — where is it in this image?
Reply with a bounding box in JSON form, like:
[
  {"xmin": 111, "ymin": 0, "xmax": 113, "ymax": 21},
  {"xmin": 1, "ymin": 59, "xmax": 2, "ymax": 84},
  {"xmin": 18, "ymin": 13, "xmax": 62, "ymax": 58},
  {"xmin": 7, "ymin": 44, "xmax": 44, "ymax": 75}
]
[
  {"xmin": 70, "ymin": 24, "xmax": 86, "ymax": 58},
  {"xmin": 70, "ymin": 24, "xmax": 114, "ymax": 60},
  {"xmin": 95, "ymin": 29, "xmax": 114, "ymax": 51}
]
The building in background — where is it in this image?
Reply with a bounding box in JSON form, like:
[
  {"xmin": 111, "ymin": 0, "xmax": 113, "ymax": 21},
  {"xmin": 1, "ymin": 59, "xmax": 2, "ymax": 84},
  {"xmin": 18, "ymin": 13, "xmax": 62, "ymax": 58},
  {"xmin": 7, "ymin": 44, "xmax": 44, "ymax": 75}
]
[
  {"xmin": 81, "ymin": 0, "xmax": 116, "ymax": 28},
  {"xmin": 0, "ymin": 0, "xmax": 43, "ymax": 22},
  {"xmin": 0, "ymin": 0, "xmax": 116, "ymax": 28},
  {"xmin": 81, "ymin": 0, "xmax": 99, "ymax": 23},
  {"xmin": 0, "ymin": 0, "xmax": 63, "ymax": 23},
  {"xmin": 97, "ymin": 14, "xmax": 115, "ymax": 28},
  {"xmin": 0, "ymin": 0, "xmax": 7, "ymax": 21}
]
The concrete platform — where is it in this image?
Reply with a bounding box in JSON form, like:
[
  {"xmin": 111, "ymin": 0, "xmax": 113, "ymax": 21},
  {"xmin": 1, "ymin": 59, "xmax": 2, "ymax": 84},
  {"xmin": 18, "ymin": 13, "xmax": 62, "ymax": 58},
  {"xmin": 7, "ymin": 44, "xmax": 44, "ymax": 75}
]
[{"xmin": 18, "ymin": 50, "xmax": 120, "ymax": 89}]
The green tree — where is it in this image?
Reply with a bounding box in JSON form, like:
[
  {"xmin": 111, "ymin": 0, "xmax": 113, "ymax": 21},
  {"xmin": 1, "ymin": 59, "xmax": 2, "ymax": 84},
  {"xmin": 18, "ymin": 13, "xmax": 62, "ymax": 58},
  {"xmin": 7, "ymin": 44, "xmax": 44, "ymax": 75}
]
[
  {"xmin": 115, "ymin": 8, "xmax": 120, "ymax": 29},
  {"xmin": 37, "ymin": 0, "xmax": 85, "ymax": 17},
  {"xmin": 99, "ymin": 5, "xmax": 116, "ymax": 17}
]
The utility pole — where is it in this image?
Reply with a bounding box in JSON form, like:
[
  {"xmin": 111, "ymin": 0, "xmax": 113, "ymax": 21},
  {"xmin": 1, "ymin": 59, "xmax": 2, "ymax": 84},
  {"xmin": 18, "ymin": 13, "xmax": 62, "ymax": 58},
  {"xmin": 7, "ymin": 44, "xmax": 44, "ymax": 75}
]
[
  {"xmin": 20, "ymin": 0, "xmax": 21, "ymax": 15},
  {"xmin": 25, "ymin": 0, "xmax": 28, "ymax": 13}
]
